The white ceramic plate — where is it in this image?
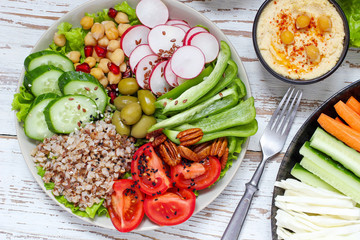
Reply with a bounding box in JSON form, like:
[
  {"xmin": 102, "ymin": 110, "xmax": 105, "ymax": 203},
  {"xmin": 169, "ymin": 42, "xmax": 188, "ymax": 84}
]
[{"xmin": 16, "ymin": 0, "xmax": 252, "ymax": 231}]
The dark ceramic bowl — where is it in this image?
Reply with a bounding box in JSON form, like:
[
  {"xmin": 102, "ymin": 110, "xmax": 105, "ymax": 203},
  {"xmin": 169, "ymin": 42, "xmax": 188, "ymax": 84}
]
[
  {"xmin": 252, "ymin": 0, "xmax": 350, "ymax": 85},
  {"xmin": 270, "ymin": 80, "xmax": 360, "ymax": 239}
]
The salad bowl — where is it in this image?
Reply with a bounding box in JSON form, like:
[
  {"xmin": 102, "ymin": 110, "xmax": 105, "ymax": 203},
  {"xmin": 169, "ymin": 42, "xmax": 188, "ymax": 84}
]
[
  {"xmin": 270, "ymin": 79, "xmax": 360, "ymax": 239},
  {"xmin": 15, "ymin": 0, "xmax": 252, "ymax": 231}
]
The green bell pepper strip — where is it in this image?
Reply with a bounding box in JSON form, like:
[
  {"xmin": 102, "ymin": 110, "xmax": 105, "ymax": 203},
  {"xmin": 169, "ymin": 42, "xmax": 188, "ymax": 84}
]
[
  {"xmin": 197, "ymin": 59, "xmax": 237, "ymax": 104},
  {"xmin": 232, "ymin": 78, "xmax": 247, "ymax": 99},
  {"xmin": 157, "ymin": 65, "xmax": 214, "ymax": 101},
  {"xmin": 228, "ymin": 136, "xmax": 237, "ymax": 154},
  {"xmin": 161, "ymin": 41, "xmax": 231, "ymax": 113},
  {"xmin": 163, "ymin": 120, "xmax": 258, "ymax": 144},
  {"xmin": 148, "ymin": 85, "xmax": 238, "ymax": 132},
  {"xmin": 175, "ymin": 97, "xmax": 256, "ymax": 133}
]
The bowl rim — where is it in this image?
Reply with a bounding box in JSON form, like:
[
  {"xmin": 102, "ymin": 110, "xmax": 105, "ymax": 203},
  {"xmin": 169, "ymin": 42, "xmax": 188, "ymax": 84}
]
[
  {"xmin": 270, "ymin": 79, "xmax": 360, "ymax": 239},
  {"xmin": 14, "ymin": 0, "xmax": 252, "ymax": 232},
  {"xmin": 252, "ymin": 0, "xmax": 350, "ymax": 85}
]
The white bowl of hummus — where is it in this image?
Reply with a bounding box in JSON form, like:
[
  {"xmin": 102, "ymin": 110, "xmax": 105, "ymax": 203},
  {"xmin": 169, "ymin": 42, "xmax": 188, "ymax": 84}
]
[{"xmin": 253, "ymin": 0, "xmax": 349, "ymax": 84}]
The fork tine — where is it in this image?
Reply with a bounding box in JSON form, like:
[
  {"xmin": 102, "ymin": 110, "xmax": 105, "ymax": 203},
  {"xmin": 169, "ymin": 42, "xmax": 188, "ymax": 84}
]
[
  {"xmin": 272, "ymin": 87, "xmax": 296, "ymax": 131},
  {"xmin": 280, "ymin": 90, "xmax": 303, "ymax": 135},
  {"xmin": 266, "ymin": 87, "xmax": 294, "ymax": 131},
  {"xmin": 277, "ymin": 89, "xmax": 301, "ymax": 133}
]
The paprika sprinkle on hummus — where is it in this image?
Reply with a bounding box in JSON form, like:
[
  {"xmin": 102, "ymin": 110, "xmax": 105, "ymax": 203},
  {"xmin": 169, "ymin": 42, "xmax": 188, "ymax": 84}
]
[{"xmin": 256, "ymin": 0, "xmax": 345, "ymax": 80}]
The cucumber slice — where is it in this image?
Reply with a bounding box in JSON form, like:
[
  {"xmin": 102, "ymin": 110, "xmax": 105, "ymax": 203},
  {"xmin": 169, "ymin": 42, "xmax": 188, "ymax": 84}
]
[
  {"xmin": 24, "ymin": 65, "xmax": 63, "ymax": 96},
  {"xmin": 58, "ymin": 71, "xmax": 108, "ymax": 113},
  {"xmin": 24, "ymin": 50, "xmax": 74, "ymax": 72},
  {"xmin": 24, "ymin": 93, "xmax": 59, "ymax": 141},
  {"xmin": 300, "ymin": 142, "xmax": 360, "ymax": 204},
  {"xmin": 291, "ymin": 163, "xmax": 338, "ymax": 192},
  {"xmin": 44, "ymin": 95, "xmax": 98, "ymax": 134},
  {"xmin": 310, "ymin": 128, "xmax": 360, "ymax": 178}
]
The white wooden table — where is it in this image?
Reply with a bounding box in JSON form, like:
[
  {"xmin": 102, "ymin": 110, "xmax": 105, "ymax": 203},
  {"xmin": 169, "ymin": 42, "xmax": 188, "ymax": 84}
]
[{"xmin": 1, "ymin": 0, "xmax": 359, "ymax": 239}]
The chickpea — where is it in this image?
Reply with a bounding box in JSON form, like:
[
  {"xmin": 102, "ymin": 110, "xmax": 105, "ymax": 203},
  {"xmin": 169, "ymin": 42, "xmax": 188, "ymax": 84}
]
[
  {"xmin": 118, "ymin": 23, "xmax": 131, "ymax": 36},
  {"xmin": 98, "ymin": 76, "xmax": 109, "ymax": 87},
  {"xmin": 98, "ymin": 35, "xmax": 109, "ymax": 47},
  {"xmin": 67, "ymin": 51, "xmax": 81, "ymax": 63},
  {"xmin": 92, "ymin": 50, "xmax": 102, "ymax": 62},
  {"xmin": 106, "ymin": 51, "xmax": 113, "ymax": 60},
  {"xmin": 91, "ymin": 23, "xmax": 105, "ymax": 40},
  {"xmin": 318, "ymin": 15, "xmax": 332, "ymax": 32},
  {"xmin": 306, "ymin": 44, "xmax": 320, "ymax": 62},
  {"xmin": 102, "ymin": 21, "xmax": 116, "ymax": 31},
  {"xmin": 110, "ymin": 48, "xmax": 125, "ymax": 66},
  {"xmin": 115, "ymin": 12, "xmax": 129, "ymax": 24},
  {"xmin": 108, "ymin": 71, "xmax": 122, "ymax": 84},
  {"xmin": 53, "ymin": 32, "xmax": 66, "ymax": 47},
  {"xmin": 280, "ymin": 30, "xmax": 294, "ymax": 45},
  {"xmin": 98, "ymin": 58, "xmax": 111, "ymax": 73},
  {"xmin": 105, "ymin": 27, "xmax": 119, "ymax": 41},
  {"xmin": 120, "ymin": 62, "xmax": 127, "ymax": 72},
  {"xmin": 80, "ymin": 16, "xmax": 94, "ymax": 30},
  {"xmin": 74, "ymin": 63, "xmax": 80, "ymax": 68},
  {"xmin": 90, "ymin": 67, "xmax": 105, "ymax": 80},
  {"xmin": 296, "ymin": 15, "xmax": 310, "ymax": 29},
  {"xmin": 84, "ymin": 57, "xmax": 96, "ymax": 68},
  {"xmin": 84, "ymin": 32, "xmax": 97, "ymax": 46},
  {"xmin": 107, "ymin": 39, "xmax": 120, "ymax": 52}
]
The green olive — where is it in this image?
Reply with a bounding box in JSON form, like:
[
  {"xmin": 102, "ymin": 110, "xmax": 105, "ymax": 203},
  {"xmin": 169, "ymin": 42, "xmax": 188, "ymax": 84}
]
[
  {"xmin": 120, "ymin": 102, "xmax": 142, "ymax": 125},
  {"xmin": 112, "ymin": 110, "xmax": 131, "ymax": 135},
  {"xmin": 113, "ymin": 95, "xmax": 138, "ymax": 111},
  {"xmin": 131, "ymin": 115, "xmax": 157, "ymax": 138},
  {"xmin": 137, "ymin": 90, "xmax": 156, "ymax": 115},
  {"xmin": 118, "ymin": 78, "xmax": 139, "ymax": 95}
]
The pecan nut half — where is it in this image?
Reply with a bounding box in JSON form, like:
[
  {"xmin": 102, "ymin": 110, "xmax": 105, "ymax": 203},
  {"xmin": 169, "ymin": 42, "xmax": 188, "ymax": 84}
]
[
  {"xmin": 178, "ymin": 145, "xmax": 200, "ymax": 162},
  {"xmin": 192, "ymin": 142, "xmax": 212, "ymax": 160},
  {"xmin": 220, "ymin": 147, "xmax": 229, "ymax": 170},
  {"xmin": 159, "ymin": 139, "xmax": 181, "ymax": 166},
  {"xmin": 177, "ymin": 128, "xmax": 203, "ymax": 146},
  {"xmin": 210, "ymin": 137, "xmax": 228, "ymax": 157},
  {"xmin": 146, "ymin": 129, "xmax": 167, "ymax": 147}
]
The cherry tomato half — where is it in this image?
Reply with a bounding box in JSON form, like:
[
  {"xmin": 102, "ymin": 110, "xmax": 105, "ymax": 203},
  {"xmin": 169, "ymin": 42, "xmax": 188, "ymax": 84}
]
[
  {"xmin": 131, "ymin": 143, "xmax": 171, "ymax": 196},
  {"xmin": 171, "ymin": 156, "xmax": 221, "ymax": 190},
  {"xmin": 108, "ymin": 179, "xmax": 144, "ymax": 232},
  {"xmin": 144, "ymin": 188, "xmax": 196, "ymax": 226}
]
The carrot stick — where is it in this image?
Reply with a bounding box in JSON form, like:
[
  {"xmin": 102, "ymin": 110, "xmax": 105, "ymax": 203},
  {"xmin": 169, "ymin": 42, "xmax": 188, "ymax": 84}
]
[
  {"xmin": 318, "ymin": 113, "xmax": 360, "ymax": 152},
  {"xmin": 335, "ymin": 117, "xmax": 345, "ymax": 124},
  {"xmin": 334, "ymin": 100, "xmax": 360, "ymax": 132},
  {"xmin": 346, "ymin": 96, "xmax": 360, "ymax": 115}
]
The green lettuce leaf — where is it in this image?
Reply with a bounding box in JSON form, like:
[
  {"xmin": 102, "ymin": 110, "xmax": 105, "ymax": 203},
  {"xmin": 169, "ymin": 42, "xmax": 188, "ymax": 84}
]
[
  {"xmin": 336, "ymin": 0, "xmax": 360, "ymax": 47},
  {"xmin": 114, "ymin": 1, "xmax": 141, "ymax": 25},
  {"xmin": 12, "ymin": 86, "xmax": 35, "ymax": 122},
  {"xmin": 85, "ymin": 9, "xmax": 113, "ymax": 23},
  {"xmin": 218, "ymin": 137, "xmax": 245, "ymax": 179}
]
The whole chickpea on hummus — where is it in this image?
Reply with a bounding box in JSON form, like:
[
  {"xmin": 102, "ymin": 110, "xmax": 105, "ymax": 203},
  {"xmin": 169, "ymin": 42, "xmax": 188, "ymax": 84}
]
[{"xmin": 256, "ymin": 0, "xmax": 345, "ymax": 80}]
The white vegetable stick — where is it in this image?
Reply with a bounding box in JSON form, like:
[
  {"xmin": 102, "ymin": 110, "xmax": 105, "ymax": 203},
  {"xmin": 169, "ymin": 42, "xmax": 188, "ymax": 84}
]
[
  {"xmin": 276, "ymin": 227, "xmax": 294, "ymax": 240},
  {"xmin": 291, "ymin": 224, "xmax": 360, "ymax": 240},
  {"xmin": 276, "ymin": 195, "xmax": 355, "ymax": 208},
  {"xmin": 276, "ymin": 209, "xmax": 321, "ymax": 233},
  {"xmin": 276, "ymin": 202, "xmax": 360, "ymax": 220},
  {"xmin": 275, "ymin": 179, "xmax": 352, "ymax": 200}
]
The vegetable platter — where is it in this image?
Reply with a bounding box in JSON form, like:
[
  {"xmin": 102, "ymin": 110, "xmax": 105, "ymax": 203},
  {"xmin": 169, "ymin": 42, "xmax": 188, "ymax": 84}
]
[{"xmin": 12, "ymin": 0, "xmax": 256, "ymax": 233}]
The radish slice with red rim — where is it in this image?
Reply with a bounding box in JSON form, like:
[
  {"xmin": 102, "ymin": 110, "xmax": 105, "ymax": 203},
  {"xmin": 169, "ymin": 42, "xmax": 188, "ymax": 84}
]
[
  {"xmin": 136, "ymin": 0, "xmax": 169, "ymax": 28},
  {"xmin": 149, "ymin": 61, "xmax": 172, "ymax": 96},
  {"xmin": 166, "ymin": 19, "xmax": 190, "ymax": 27},
  {"xmin": 173, "ymin": 24, "xmax": 191, "ymax": 33},
  {"xmin": 135, "ymin": 54, "xmax": 159, "ymax": 89},
  {"xmin": 148, "ymin": 25, "xmax": 186, "ymax": 57},
  {"xmin": 120, "ymin": 25, "xmax": 150, "ymax": 57},
  {"xmin": 129, "ymin": 44, "xmax": 154, "ymax": 73},
  {"xmin": 164, "ymin": 61, "xmax": 178, "ymax": 87},
  {"xmin": 170, "ymin": 45, "xmax": 205, "ymax": 79},
  {"xmin": 188, "ymin": 32, "xmax": 219, "ymax": 63},
  {"xmin": 184, "ymin": 27, "xmax": 208, "ymax": 45}
]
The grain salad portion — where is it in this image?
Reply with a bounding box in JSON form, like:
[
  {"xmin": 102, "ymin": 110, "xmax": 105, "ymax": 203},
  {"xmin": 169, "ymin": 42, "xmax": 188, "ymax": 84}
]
[{"xmin": 31, "ymin": 118, "xmax": 137, "ymax": 210}]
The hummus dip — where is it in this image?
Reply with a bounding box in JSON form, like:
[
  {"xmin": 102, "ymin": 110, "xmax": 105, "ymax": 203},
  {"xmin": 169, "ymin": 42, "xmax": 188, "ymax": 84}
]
[{"xmin": 257, "ymin": 0, "xmax": 345, "ymax": 80}]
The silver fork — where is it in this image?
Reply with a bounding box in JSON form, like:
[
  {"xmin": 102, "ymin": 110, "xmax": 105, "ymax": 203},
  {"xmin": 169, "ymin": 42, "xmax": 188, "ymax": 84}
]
[{"xmin": 221, "ymin": 87, "xmax": 303, "ymax": 240}]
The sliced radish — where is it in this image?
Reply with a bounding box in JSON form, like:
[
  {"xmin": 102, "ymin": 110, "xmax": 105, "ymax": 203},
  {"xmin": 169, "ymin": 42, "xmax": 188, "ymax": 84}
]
[
  {"xmin": 136, "ymin": 0, "xmax": 169, "ymax": 28},
  {"xmin": 135, "ymin": 54, "xmax": 159, "ymax": 89},
  {"xmin": 188, "ymin": 32, "xmax": 219, "ymax": 63},
  {"xmin": 166, "ymin": 19, "xmax": 190, "ymax": 27},
  {"xmin": 184, "ymin": 27, "xmax": 208, "ymax": 45},
  {"xmin": 164, "ymin": 61, "xmax": 178, "ymax": 87},
  {"xmin": 173, "ymin": 24, "xmax": 191, "ymax": 33},
  {"xmin": 120, "ymin": 25, "xmax": 150, "ymax": 57},
  {"xmin": 129, "ymin": 44, "xmax": 154, "ymax": 73},
  {"xmin": 148, "ymin": 25, "xmax": 186, "ymax": 56},
  {"xmin": 170, "ymin": 45, "xmax": 205, "ymax": 79},
  {"xmin": 149, "ymin": 61, "xmax": 171, "ymax": 96}
]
